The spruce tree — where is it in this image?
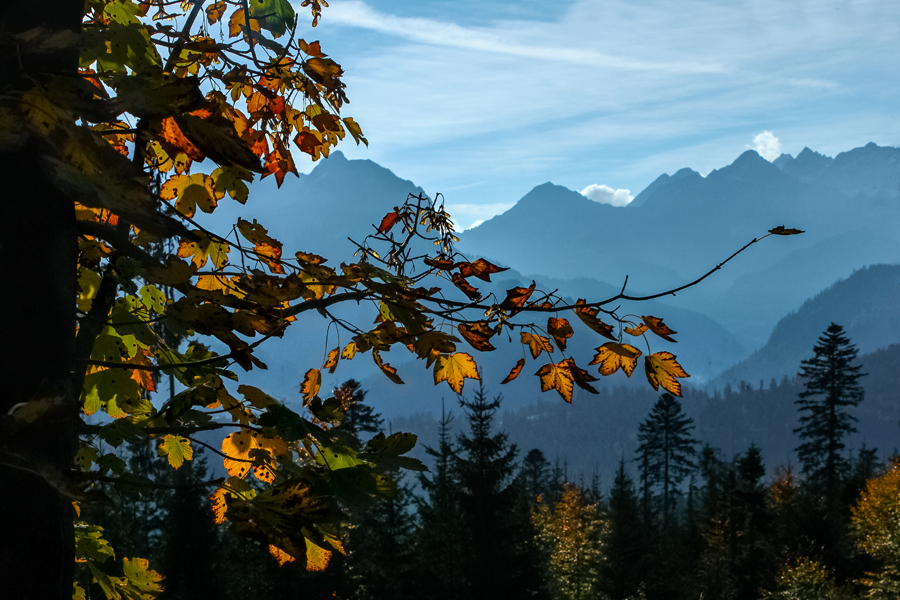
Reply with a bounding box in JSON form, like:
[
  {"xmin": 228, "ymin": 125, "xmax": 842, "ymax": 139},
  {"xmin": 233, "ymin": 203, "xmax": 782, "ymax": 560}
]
[
  {"xmin": 600, "ymin": 460, "xmax": 649, "ymax": 600},
  {"xmin": 794, "ymin": 323, "xmax": 865, "ymax": 497}
]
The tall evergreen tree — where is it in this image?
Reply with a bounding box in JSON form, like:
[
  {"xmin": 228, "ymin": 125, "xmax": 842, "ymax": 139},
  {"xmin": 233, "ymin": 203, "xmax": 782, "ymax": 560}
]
[
  {"xmin": 334, "ymin": 379, "xmax": 384, "ymax": 445},
  {"xmin": 636, "ymin": 393, "xmax": 698, "ymax": 527},
  {"xmin": 600, "ymin": 459, "xmax": 649, "ymax": 600},
  {"xmin": 794, "ymin": 323, "xmax": 865, "ymax": 497}
]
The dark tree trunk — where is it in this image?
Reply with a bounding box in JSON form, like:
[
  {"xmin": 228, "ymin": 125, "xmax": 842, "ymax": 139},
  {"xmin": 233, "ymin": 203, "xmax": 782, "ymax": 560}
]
[{"xmin": 0, "ymin": 1, "xmax": 82, "ymax": 598}]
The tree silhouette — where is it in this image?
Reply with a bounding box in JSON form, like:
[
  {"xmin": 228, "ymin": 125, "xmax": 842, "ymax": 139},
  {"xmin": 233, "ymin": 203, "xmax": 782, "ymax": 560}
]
[
  {"xmin": 794, "ymin": 323, "xmax": 865, "ymax": 497},
  {"xmin": 601, "ymin": 459, "xmax": 649, "ymax": 600}
]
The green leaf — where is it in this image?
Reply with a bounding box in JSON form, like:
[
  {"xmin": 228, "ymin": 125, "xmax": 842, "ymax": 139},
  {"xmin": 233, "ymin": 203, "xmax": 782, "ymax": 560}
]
[
  {"xmin": 259, "ymin": 403, "xmax": 330, "ymax": 443},
  {"xmin": 249, "ymin": 0, "xmax": 295, "ymax": 37},
  {"xmin": 317, "ymin": 445, "xmax": 363, "ymax": 470},
  {"xmin": 75, "ymin": 523, "xmax": 116, "ymax": 563},
  {"xmin": 75, "ymin": 446, "xmax": 99, "ymax": 472},
  {"xmin": 121, "ymin": 557, "xmax": 164, "ymax": 599},
  {"xmin": 138, "ymin": 285, "xmax": 167, "ymax": 314}
]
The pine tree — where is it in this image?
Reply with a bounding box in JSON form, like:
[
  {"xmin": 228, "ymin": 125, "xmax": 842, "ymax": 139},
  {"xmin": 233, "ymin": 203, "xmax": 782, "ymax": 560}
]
[
  {"xmin": 636, "ymin": 393, "xmax": 698, "ymax": 527},
  {"xmin": 794, "ymin": 323, "xmax": 865, "ymax": 497},
  {"xmin": 334, "ymin": 379, "xmax": 384, "ymax": 446},
  {"xmin": 600, "ymin": 459, "xmax": 649, "ymax": 600}
]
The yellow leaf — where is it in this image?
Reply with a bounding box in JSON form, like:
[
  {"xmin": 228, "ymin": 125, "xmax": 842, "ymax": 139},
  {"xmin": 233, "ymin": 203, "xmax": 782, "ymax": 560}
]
[
  {"xmin": 572, "ymin": 299, "xmax": 616, "ymax": 340},
  {"xmin": 323, "ymin": 347, "xmax": 339, "ymax": 374},
  {"xmin": 209, "ymin": 488, "xmax": 228, "ymax": 524},
  {"xmin": 341, "ymin": 342, "xmax": 357, "ymax": 360},
  {"xmin": 521, "ymin": 332, "xmax": 553, "ymax": 359},
  {"xmin": 160, "ymin": 173, "xmax": 216, "ymax": 219},
  {"xmin": 624, "ymin": 323, "xmax": 649, "ymax": 337},
  {"xmin": 433, "ymin": 352, "xmax": 479, "ymax": 394},
  {"xmin": 158, "ymin": 435, "xmax": 193, "ymax": 469},
  {"xmin": 221, "ymin": 431, "xmax": 253, "ymax": 478},
  {"xmin": 644, "ymin": 352, "xmax": 689, "ymax": 396},
  {"xmin": 300, "ymin": 368, "xmax": 321, "ymax": 403},
  {"xmin": 305, "ymin": 538, "xmax": 332, "ymax": 571},
  {"xmin": 590, "ymin": 342, "xmax": 642, "ymax": 377},
  {"xmin": 269, "ymin": 545, "xmax": 296, "ymax": 566},
  {"xmin": 535, "ymin": 361, "xmax": 574, "ymax": 403}
]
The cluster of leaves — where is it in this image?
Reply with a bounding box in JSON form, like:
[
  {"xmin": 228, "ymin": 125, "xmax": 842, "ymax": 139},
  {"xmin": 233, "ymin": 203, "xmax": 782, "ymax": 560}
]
[{"xmin": 0, "ymin": 0, "xmax": 803, "ymax": 594}]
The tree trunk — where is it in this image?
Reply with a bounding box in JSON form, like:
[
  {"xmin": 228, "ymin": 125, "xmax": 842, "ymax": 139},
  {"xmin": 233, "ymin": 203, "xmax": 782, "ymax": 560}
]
[{"xmin": 0, "ymin": 1, "xmax": 82, "ymax": 598}]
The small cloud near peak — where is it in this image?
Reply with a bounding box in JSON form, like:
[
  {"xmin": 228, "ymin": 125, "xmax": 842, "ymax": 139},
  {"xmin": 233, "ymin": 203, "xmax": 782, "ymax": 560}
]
[
  {"xmin": 580, "ymin": 184, "xmax": 633, "ymax": 207},
  {"xmin": 749, "ymin": 131, "xmax": 782, "ymax": 161}
]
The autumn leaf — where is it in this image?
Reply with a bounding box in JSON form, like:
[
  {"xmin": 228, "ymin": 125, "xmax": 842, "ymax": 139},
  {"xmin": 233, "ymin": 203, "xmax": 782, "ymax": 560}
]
[
  {"xmin": 237, "ymin": 218, "xmax": 284, "ymax": 273},
  {"xmin": 499, "ymin": 281, "xmax": 536, "ymax": 311},
  {"xmin": 624, "ymin": 323, "xmax": 649, "ymax": 336},
  {"xmin": 301, "ymin": 368, "xmax": 321, "ymax": 403},
  {"xmin": 121, "ymin": 557, "xmax": 164, "ymax": 598},
  {"xmin": 433, "ymin": 352, "xmax": 479, "ymax": 394},
  {"xmin": 457, "ymin": 258, "xmax": 508, "ymax": 282},
  {"xmin": 548, "ymin": 317, "xmax": 574, "ymax": 351},
  {"xmin": 342, "ymin": 342, "xmax": 357, "ymax": 360},
  {"xmin": 161, "ymin": 173, "xmax": 216, "ymax": 218},
  {"xmin": 572, "ymin": 300, "xmax": 616, "ymax": 340},
  {"xmin": 451, "ymin": 273, "xmax": 482, "ymax": 301},
  {"xmin": 644, "ymin": 352, "xmax": 689, "ymax": 396},
  {"xmin": 323, "ymin": 348, "xmax": 339, "ymax": 374},
  {"xmin": 564, "ymin": 357, "xmax": 600, "ymax": 394},
  {"xmin": 158, "ymin": 435, "xmax": 193, "ymax": 469},
  {"xmin": 373, "ymin": 350, "xmax": 404, "ymax": 385},
  {"xmin": 769, "ymin": 225, "xmax": 804, "ymax": 235},
  {"xmin": 206, "ymin": 1, "xmax": 227, "ymax": 24},
  {"xmin": 378, "ymin": 209, "xmax": 400, "ymax": 233},
  {"xmin": 521, "ymin": 332, "xmax": 554, "ymax": 359},
  {"xmin": 269, "ymin": 545, "xmax": 296, "ymax": 566},
  {"xmin": 221, "ymin": 431, "xmax": 254, "ymax": 478},
  {"xmin": 457, "ymin": 321, "xmax": 497, "ymax": 352},
  {"xmin": 305, "ymin": 538, "xmax": 332, "ymax": 571},
  {"xmin": 501, "ymin": 359, "xmax": 526, "ymax": 384},
  {"xmin": 410, "ymin": 331, "xmax": 458, "ymax": 368},
  {"xmin": 641, "ymin": 315, "xmax": 677, "ymax": 343},
  {"xmin": 535, "ymin": 361, "xmax": 575, "ymax": 403},
  {"xmin": 590, "ymin": 342, "xmax": 642, "ymax": 376}
]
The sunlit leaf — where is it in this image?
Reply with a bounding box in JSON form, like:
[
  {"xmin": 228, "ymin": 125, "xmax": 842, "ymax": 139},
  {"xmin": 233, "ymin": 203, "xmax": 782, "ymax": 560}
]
[
  {"xmin": 269, "ymin": 545, "xmax": 296, "ymax": 566},
  {"xmin": 625, "ymin": 323, "xmax": 649, "ymax": 337},
  {"xmin": 589, "ymin": 342, "xmax": 642, "ymax": 377},
  {"xmin": 641, "ymin": 315, "xmax": 677, "ymax": 343},
  {"xmin": 378, "ymin": 209, "xmax": 400, "ymax": 233},
  {"xmin": 323, "ymin": 347, "xmax": 340, "ymax": 374},
  {"xmin": 644, "ymin": 352, "xmax": 689, "ymax": 396},
  {"xmin": 572, "ymin": 299, "xmax": 616, "ymax": 340},
  {"xmin": 547, "ymin": 317, "xmax": 574, "ymax": 351},
  {"xmin": 457, "ymin": 321, "xmax": 496, "ymax": 352},
  {"xmin": 535, "ymin": 361, "xmax": 574, "ymax": 403},
  {"xmin": 521, "ymin": 332, "xmax": 553, "ymax": 359},
  {"xmin": 457, "ymin": 258, "xmax": 508, "ymax": 282},
  {"xmin": 158, "ymin": 435, "xmax": 192, "ymax": 469},
  {"xmin": 433, "ymin": 352, "xmax": 479, "ymax": 393},
  {"xmin": 501, "ymin": 359, "xmax": 525, "ymax": 384},
  {"xmin": 301, "ymin": 368, "xmax": 321, "ymax": 403}
]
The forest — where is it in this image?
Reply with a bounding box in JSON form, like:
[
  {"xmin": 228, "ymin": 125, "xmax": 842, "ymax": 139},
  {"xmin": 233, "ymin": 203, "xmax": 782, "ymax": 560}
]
[{"xmin": 78, "ymin": 325, "xmax": 900, "ymax": 600}]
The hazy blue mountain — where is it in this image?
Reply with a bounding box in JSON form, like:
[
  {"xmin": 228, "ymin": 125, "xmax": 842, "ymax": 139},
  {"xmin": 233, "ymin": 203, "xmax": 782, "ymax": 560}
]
[
  {"xmin": 713, "ymin": 264, "xmax": 900, "ymax": 388},
  {"xmin": 629, "ymin": 167, "xmax": 702, "ymax": 208},
  {"xmin": 774, "ymin": 147, "xmax": 833, "ymax": 183}
]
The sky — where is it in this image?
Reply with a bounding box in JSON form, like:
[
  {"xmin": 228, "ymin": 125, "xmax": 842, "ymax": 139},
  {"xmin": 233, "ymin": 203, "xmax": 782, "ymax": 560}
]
[{"xmin": 287, "ymin": 0, "xmax": 900, "ymax": 229}]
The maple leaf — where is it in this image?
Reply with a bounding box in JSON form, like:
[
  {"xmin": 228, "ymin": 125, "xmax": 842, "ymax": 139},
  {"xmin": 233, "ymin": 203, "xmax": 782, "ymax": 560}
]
[
  {"xmin": 589, "ymin": 342, "xmax": 642, "ymax": 376},
  {"xmin": 500, "ymin": 281, "xmax": 536, "ymax": 311},
  {"xmin": 433, "ymin": 352, "xmax": 479, "ymax": 394},
  {"xmin": 160, "ymin": 173, "xmax": 216, "ymax": 218},
  {"xmin": 121, "ymin": 557, "xmax": 164, "ymax": 599},
  {"xmin": 769, "ymin": 225, "xmax": 805, "ymax": 235},
  {"xmin": 564, "ymin": 357, "xmax": 600, "ymax": 394},
  {"xmin": 644, "ymin": 352, "xmax": 690, "ymax": 397},
  {"xmin": 624, "ymin": 323, "xmax": 649, "ymax": 336},
  {"xmin": 521, "ymin": 332, "xmax": 554, "ymax": 359},
  {"xmin": 221, "ymin": 431, "xmax": 254, "ymax": 478},
  {"xmin": 457, "ymin": 258, "xmax": 508, "ymax": 282},
  {"xmin": 206, "ymin": 1, "xmax": 227, "ymax": 24},
  {"xmin": 548, "ymin": 317, "xmax": 574, "ymax": 351},
  {"xmin": 641, "ymin": 315, "xmax": 678, "ymax": 343},
  {"xmin": 501, "ymin": 358, "xmax": 526, "ymax": 384},
  {"xmin": 237, "ymin": 218, "xmax": 284, "ymax": 273},
  {"xmin": 158, "ymin": 435, "xmax": 193, "ymax": 469},
  {"xmin": 301, "ymin": 368, "xmax": 321, "ymax": 403},
  {"xmin": 572, "ymin": 300, "xmax": 616, "ymax": 340},
  {"xmin": 457, "ymin": 321, "xmax": 497, "ymax": 352},
  {"xmin": 410, "ymin": 331, "xmax": 459, "ymax": 368},
  {"xmin": 323, "ymin": 348, "xmax": 340, "ymax": 374},
  {"xmin": 535, "ymin": 361, "xmax": 575, "ymax": 403},
  {"xmin": 342, "ymin": 342, "xmax": 357, "ymax": 360},
  {"xmin": 451, "ymin": 273, "xmax": 482, "ymax": 301},
  {"xmin": 378, "ymin": 209, "xmax": 400, "ymax": 233}
]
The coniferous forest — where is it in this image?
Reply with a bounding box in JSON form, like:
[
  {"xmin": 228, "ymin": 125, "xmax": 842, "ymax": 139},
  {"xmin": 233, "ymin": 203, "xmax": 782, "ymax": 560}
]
[{"xmin": 79, "ymin": 325, "xmax": 900, "ymax": 600}]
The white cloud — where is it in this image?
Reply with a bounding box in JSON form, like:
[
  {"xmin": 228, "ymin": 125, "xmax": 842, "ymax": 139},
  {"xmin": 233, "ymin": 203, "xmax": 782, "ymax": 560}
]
[
  {"xmin": 580, "ymin": 184, "xmax": 633, "ymax": 207},
  {"xmin": 750, "ymin": 131, "xmax": 782, "ymax": 161}
]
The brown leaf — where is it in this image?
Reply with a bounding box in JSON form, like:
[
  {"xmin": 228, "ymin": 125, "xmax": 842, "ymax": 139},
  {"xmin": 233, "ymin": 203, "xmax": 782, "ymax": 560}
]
[
  {"xmin": 641, "ymin": 315, "xmax": 677, "ymax": 343},
  {"xmin": 323, "ymin": 348, "xmax": 339, "ymax": 374},
  {"xmin": 564, "ymin": 357, "xmax": 599, "ymax": 394},
  {"xmin": 624, "ymin": 323, "xmax": 649, "ymax": 337},
  {"xmin": 501, "ymin": 359, "xmax": 525, "ymax": 384},
  {"xmin": 499, "ymin": 281, "xmax": 536, "ymax": 311},
  {"xmin": 206, "ymin": 1, "xmax": 227, "ymax": 24},
  {"xmin": 457, "ymin": 258, "xmax": 508, "ymax": 283},
  {"xmin": 769, "ymin": 225, "xmax": 804, "ymax": 235},
  {"xmin": 300, "ymin": 368, "xmax": 321, "ymax": 403},
  {"xmin": 373, "ymin": 350, "xmax": 404, "ymax": 385},
  {"xmin": 378, "ymin": 209, "xmax": 400, "ymax": 233},
  {"xmin": 572, "ymin": 299, "xmax": 616, "ymax": 340},
  {"xmin": 451, "ymin": 273, "xmax": 482, "ymax": 301},
  {"xmin": 547, "ymin": 317, "xmax": 574, "ymax": 351},
  {"xmin": 457, "ymin": 321, "xmax": 496, "ymax": 352}
]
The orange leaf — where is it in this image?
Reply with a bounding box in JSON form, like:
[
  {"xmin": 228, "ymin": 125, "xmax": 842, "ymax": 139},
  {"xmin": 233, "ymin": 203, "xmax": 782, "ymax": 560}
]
[
  {"xmin": 589, "ymin": 342, "xmax": 642, "ymax": 377},
  {"xmin": 206, "ymin": 1, "xmax": 227, "ymax": 24},
  {"xmin": 769, "ymin": 225, "xmax": 804, "ymax": 235},
  {"xmin": 433, "ymin": 352, "xmax": 480, "ymax": 394},
  {"xmin": 521, "ymin": 332, "xmax": 553, "ymax": 359},
  {"xmin": 129, "ymin": 349, "xmax": 156, "ymax": 392},
  {"xmin": 269, "ymin": 545, "xmax": 296, "ymax": 566},
  {"xmin": 305, "ymin": 538, "xmax": 332, "ymax": 571},
  {"xmin": 644, "ymin": 352, "xmax": 689, "ymax": 397},
  {"xmin": 323, "ymin": 347, "xmax": 339, "ymax": 374},
  {"xmin": 378, "ymin": 209, "xmax": 400, "ymax": 233},
  {"xmin": 500, "ymin": 281, "xmax": 536, "ymax": 311},
  {"xmin": 373, "ymin": 350, "xmax": 404, "ymax": 385},
  {"xmin": 221, "ymin": 431, "xmax": 253, "ymax": 478},
  {"xmin": 159, "ymin": 117, "xmax": 204, "ymax": 161},
  {"xmin": 457, "ymin": 258, "xmax": 508, "ymax": 283},
  {"xmin": 209, "ymin": 488, "xmax": 228, "ymax": 524},
  {"xmin": 535, "ymin": 361, "xmax": 574, "ymax": 403},
  {"xmin": 641, "ymin": 316, "xmax": 677, "ymax": 343},
  {"xmin": 547, "ymin": 317, "xmax": 574, "ymax": 351},
  {"xmin": 625, "ymin": 323, "xmax": 649, "ymax": 336},
  {"xmin": 301, "ymin": 368, "xmax": 321, "ymax": 403},
  {"xmin": 457, "ymin": 321, "xmax": 496, "ymax": 352},
  {"xmin": 572, "ymin": 299, "xmax": 616, "ymax": 340},
  {"xmin": 501, "ymin": 359, "xmax": 525, "ymax": 384}
]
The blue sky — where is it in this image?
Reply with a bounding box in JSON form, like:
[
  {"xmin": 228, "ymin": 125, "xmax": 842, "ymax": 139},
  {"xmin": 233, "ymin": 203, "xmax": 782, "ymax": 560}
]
[{"xmin": 289, "ymin": 0, "xmax": 900, "ymax": 228}]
